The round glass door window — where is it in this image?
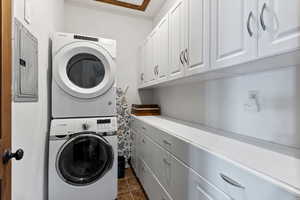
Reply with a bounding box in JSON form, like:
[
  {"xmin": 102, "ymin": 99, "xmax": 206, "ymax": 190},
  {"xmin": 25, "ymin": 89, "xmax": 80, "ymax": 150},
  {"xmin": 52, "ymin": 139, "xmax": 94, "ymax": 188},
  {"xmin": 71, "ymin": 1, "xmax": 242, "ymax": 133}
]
[
  {"xmin": 56, "ymin": 133, "xmax": 113, "ymax": 186},
  {"xmin": 66, "ymin": 53, "xmax": 105, "ymax": 89}
]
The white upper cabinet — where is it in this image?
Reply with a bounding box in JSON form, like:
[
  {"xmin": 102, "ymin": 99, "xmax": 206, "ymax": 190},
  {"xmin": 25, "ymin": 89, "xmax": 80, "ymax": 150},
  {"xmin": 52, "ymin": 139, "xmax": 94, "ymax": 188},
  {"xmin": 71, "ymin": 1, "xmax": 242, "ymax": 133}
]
[
  {"xmin": 258, "ymin": 0, "xmax": 300, "ymax": 57},
  {"xmin": 169, "ymin": 0, "xmax": 187, "ymax": 79},
  {"xmin": 152, "ymin": 28, "xmax": 160, "ymax": 80},
  {"xmin": 144, "ymin": 36, "xmax": 155, "ymax": 83},
  {"xmin": 138, "ymin": 43, "xmax": 146, "ymax": 86},
  {"xmin": 211, "ymin": 0, "xmax": 258, "ymax": 69},
  {"xmin": 185, "ymin": 0, "xmax": 210, "ymax": 76},
  {"xmin": 157, "ymin": 16, "xmax": 170, "ymax": 81},
  {"xmin": 138, "ymin": 0, "xmax": 300, "ymax": 88}
]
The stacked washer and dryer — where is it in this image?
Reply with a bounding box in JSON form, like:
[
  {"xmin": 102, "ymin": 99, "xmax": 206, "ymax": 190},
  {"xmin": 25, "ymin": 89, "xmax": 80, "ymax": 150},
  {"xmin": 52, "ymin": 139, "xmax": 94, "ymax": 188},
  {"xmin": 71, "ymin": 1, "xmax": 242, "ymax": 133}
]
[{"xmin": 49, "ymin": 32, "xmax": 118, "ymax": 200}]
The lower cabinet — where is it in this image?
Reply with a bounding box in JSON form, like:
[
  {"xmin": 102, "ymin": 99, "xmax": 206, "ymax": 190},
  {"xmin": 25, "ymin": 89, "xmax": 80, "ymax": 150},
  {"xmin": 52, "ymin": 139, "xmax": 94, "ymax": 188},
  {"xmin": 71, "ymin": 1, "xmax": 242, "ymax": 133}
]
[
  {"xmin": 132, "ymin": 130, "xmax": 230, "ymax": 200},
  {"xmin": 140, "ymin": 159, "xmax": 173, "ymax": 200},
  {"xmin": 131, "ymin": 119, "xmax": 300, "ymax": 200},
  {"xmin": 170, "ymin": 154, "xmax": 232, "ymax": 200}
]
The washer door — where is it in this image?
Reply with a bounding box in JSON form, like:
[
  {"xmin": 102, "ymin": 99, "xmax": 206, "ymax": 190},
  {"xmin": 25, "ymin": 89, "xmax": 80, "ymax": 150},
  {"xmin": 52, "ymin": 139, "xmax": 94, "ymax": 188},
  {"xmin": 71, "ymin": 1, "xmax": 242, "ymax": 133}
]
[
  {"xmin": 53, "ymin": 42, "xmax": 116, "ymax": 99},
  {"xmin": 56, "ymin": 133, "xmax": 114, "ymax": 186}
]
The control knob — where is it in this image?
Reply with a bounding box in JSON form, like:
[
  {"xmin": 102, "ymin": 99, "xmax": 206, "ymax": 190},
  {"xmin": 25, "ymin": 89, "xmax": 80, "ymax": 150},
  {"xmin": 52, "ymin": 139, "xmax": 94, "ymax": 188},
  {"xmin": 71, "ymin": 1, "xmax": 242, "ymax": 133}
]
[{"xmin": 82, "ymin": 123, "xmax": 89, "ymax": 130}]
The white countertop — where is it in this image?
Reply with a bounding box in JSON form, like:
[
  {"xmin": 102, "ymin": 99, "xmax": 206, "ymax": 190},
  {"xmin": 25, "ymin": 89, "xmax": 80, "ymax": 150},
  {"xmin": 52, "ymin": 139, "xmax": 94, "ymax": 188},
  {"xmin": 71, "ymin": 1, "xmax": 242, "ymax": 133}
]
[{"xmin": 133, "ymin": 115, "xmax": 300, "ymax": 196}]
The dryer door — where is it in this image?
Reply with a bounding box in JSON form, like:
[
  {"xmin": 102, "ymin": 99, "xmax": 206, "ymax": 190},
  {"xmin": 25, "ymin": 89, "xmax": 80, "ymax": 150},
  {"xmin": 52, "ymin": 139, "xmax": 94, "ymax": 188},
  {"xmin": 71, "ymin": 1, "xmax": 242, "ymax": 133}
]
[
  {"xmin": 53, "ymin": 41, "xmax": 116, "ymax": 99},
  {"xmin": 56, "ymin": 133, "xmax": 114, "ymax": 186}
]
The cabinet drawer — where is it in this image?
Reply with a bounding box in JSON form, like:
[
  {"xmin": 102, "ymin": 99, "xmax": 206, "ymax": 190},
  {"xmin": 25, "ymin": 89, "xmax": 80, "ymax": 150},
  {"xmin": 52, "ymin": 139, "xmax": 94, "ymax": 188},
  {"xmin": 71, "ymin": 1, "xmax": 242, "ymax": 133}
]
[
  {"xmin": 156, "ymin": 144, "xmax": 172, "ymax": 193},
  {"xmin": 171, "ymin": 138, "xmax": 299, "ymax": 200},
  {"xmin": 170, "ymin": 154, "xmax": 231, "ymax": 200},
  {"xmin": 134, "ymin": 119, "xmax": 173, "ymax": 152},
  {"xmin": 140, "ymin": 159, "xmax": 173, "ymax": 200},
  {"xmin": 131, "ymin": 118, "xmax": 144, "ymax": 133}
]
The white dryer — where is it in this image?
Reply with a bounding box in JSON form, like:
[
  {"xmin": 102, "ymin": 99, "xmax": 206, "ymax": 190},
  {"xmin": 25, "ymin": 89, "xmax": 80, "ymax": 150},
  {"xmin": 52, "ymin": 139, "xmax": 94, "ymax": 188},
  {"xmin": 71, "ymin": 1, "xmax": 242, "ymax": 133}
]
[
  {"xmin": 49, "ymin": 117, "xmax": 118, "ymax": 200},
  {"xmin": 52, "ymin": 32, "xmax": 117, "ymax": 118}
]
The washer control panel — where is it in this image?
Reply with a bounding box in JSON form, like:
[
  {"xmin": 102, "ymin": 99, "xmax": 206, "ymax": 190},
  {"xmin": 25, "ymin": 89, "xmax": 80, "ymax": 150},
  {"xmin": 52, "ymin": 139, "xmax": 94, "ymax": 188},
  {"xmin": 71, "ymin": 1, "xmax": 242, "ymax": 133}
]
[{"xmin": 50, "ymin": 117, "xmax": 117, "ymax": 136}]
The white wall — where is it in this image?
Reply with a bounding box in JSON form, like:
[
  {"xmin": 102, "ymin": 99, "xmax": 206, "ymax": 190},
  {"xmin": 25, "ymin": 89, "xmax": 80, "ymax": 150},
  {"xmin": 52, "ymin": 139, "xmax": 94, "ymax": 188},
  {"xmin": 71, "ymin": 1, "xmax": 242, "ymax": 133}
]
[
  {"xmin": 64, "ymin": 0, "xmax": 153, "ymax": 106},
  {"xmin": 12, "ymin": 0, "xmax": 64, "ymax": 200},
  {"xmin": 153, "ymin": 66, "xmax": 300, "ymax": 149}
]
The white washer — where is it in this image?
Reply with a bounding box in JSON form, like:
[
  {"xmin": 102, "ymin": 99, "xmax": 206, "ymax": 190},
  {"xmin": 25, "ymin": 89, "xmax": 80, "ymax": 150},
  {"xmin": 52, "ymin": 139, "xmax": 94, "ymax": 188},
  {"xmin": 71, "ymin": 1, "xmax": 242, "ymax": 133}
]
[
  {"xmin": 52, "ymin": 32, "xmax": 117, "ymax": 118},
  {"xmin": 49, "ymin": 117, "xmax": 118, "ymax": 200}
]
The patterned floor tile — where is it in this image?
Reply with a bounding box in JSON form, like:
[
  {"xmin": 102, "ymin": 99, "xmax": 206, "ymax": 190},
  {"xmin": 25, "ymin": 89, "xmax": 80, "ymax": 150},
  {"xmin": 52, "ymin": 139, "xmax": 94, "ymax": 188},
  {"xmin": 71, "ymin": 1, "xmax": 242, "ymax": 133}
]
[{"xmin": 118, "ymin": 168, "xmax": 148, "ymax": 200}]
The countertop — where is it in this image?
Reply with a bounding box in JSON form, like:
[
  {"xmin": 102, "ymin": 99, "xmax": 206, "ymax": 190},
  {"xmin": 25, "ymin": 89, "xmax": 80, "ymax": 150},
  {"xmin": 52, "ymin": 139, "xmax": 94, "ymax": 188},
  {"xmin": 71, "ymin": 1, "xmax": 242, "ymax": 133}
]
[{"xmin": 132, "ymin": 115, "xmax": 300, "ymax": 196}]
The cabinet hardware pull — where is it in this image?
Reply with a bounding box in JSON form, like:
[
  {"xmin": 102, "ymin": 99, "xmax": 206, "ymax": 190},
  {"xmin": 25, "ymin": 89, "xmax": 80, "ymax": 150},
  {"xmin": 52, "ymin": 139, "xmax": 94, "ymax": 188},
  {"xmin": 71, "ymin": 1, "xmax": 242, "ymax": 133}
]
[
  {"xmin": 163, "ymin": 158, "xmax": 171, "ymax": 166},
  {"xmin": 142, "ymin": 139, "xmax": 146, "ymax": 143},
  {"xmin": 184, "ymin": 49, "xmax": 189, "ymax": 65},
  {"xmin": 140, "ymin": 73, "xmax": 144, "ymax": 81},
  {"xmin": 247, "ymin": 11, "xmax": 254, "ymax": 37},
  {"xmin": 220, "ymin": 173, "xmax": 245, "ymax": 189},
  {"xmin": 260, "ymin": 3, "xmax": 267, "ymax": 31},
  {"xmin": 163, "ymin": 140, "xmax": 172, "ymax": 146},
  {"xmin": 154, "ymin": 65, "xmax": 159, "ymax": 76},
  {"xmin": 142, "ymin": 127, "xmax": 146, "ymax": 130},
  {"xmin": 156, "ymin": 65, "xmax": 159, "ymax": 76},
  {"xmin": 180, "ymin": 51, "xmax": 184, "ymax": 65}
]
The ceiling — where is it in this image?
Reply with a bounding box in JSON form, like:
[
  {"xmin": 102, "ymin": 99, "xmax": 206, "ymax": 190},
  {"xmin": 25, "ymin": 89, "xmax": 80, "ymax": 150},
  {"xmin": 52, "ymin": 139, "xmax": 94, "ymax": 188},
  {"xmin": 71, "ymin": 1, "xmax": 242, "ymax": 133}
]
[{"xmin": 65, "ymin": 0, "xmax": 166, "ymax": 18}]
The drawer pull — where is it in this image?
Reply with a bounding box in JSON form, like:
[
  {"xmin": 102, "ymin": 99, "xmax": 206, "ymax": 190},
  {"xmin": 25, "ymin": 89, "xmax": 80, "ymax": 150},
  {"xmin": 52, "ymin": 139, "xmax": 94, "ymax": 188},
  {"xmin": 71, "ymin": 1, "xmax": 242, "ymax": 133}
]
[
  {"xmin": 163, "ymin": 140, "xmax": 172, "ymax": 146},
  {"xmin": 163, "ymin": 158, "xmax": 171, "ymax": 166},
  {"xmin": 142, "ymin": 127, "xmax": 146, "ymax": 130},
  {"xmin": 220, "ymin": 173, "xmax": 245, "ymax": 189},
  {"xmin": 142, "ymin": 139, "xmax": 146, "ymax": 144}
]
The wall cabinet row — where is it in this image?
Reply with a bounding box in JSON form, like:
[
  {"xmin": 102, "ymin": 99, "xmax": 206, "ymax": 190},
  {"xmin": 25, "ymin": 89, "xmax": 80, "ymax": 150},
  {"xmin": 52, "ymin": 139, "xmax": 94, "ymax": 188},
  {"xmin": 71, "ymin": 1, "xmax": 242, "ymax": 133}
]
[{"xmin": 139, "ymin": 0, "xmax": 300, "ymax": 88}]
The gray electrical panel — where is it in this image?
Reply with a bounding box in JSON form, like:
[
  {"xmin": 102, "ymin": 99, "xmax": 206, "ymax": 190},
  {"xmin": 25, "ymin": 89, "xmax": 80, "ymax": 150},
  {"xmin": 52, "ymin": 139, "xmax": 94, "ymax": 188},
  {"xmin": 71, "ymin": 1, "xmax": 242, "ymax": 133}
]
[{"xmin": 13, "ymin": 18, "xmax": 38, "ymax": 102}]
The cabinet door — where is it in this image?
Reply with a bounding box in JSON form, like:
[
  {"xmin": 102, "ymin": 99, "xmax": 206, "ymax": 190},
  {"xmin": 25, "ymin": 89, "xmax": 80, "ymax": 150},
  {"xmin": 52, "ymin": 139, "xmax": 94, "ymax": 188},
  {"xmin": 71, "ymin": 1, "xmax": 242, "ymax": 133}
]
[
  {"xmin": 156, "ymin": 145, "xmax": 172, "ymax": 193},
  {"xmin": 169, "ymin": 0, "xmax": 186, "ymax": 79},
  {"xmin": 171, "ymin": 155, "xmax": 231, "ymax": 200},
  {"xmin": 144, "ymin": 37, "xmax": 155, "ymax": 83},
  {"xmin": 258, "ymin": 0, "xmax": 300, "ymax": 57},
  {"xmin": 157, "ymin": 16, "xmax": 170, "ymax": 81},
  {"xmin": 185, "ymin": 0, "xmax": 210, "ymax": 76},
  {"xmin": 211, "ymin": 0, "xmax": 258, "ymax": 69},
  {"xmin": 153, "ymin": 28, "xmax": 160, "ymax": 80},
  {"xmin": 131, "ymin": 131, "xmax": 137, "ymax": 171},
  {"xmin": 138, "ymin": 43, "xmax": 146, "ymax": 86}
]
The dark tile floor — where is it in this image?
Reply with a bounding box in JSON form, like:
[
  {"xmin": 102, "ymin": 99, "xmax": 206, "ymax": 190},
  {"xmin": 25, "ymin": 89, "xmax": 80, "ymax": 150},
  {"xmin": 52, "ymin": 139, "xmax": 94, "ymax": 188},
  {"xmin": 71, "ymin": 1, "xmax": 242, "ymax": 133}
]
[{"xmin": 118, "ymin": 168, "xmax": 148, "ymax": 200}]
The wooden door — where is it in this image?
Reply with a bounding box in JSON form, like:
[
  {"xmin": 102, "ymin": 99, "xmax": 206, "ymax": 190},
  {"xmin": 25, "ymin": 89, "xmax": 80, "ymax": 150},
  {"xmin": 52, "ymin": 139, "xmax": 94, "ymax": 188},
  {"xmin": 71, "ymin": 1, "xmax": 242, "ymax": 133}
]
[
  {"xmin": 211, "ymin": 0, "xmax": 258, "ymax": 69},
  {"xmin": 1, "ymin": 1, "xmax": 24, "ymax": 200},
  {"xmin": 258, "ymin": 0, "xmax": 300, "ymax": 57},
  {"xmin": 0, "ymin": 0, "xmax": 12, "ymax": 200},
  {"xmin": 185, "ymin": 0, "xmax": 210, "ymax": 76},
  {"xmin": 169, "ymin": 0, "xmax": 186, "ymax": 80}
]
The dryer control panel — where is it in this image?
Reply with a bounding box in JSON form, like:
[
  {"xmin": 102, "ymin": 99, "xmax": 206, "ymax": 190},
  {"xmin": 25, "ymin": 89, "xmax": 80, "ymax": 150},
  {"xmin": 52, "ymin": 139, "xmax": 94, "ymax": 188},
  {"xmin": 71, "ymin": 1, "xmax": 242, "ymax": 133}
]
[{"xmin": 50, "ymin": 117, "xmax": 117, "ymax": 136}]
